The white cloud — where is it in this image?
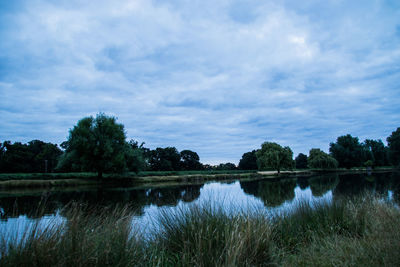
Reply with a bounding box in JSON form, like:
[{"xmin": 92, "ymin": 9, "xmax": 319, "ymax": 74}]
[{"xmin": 0, "ymin": 0, "xmax": 399, "ymax": 164}]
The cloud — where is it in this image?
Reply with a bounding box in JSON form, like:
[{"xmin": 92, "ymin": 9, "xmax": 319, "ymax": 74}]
[{"xmin": 0, "ymin": 0, "xmax": 399, "ymax": 164}]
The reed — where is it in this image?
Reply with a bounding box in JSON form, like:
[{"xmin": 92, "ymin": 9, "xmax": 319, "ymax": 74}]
[{"xmin": 0, "ymin": 195, "xmax": 399, "ymax": 266}]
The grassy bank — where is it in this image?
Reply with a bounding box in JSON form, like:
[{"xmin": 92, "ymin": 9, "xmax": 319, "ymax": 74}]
[
  {"xmin": 1, "ymin": 195, "xmax": 399, "ymax": 266},
  {"xmin": 0, "ymin": 167, "xmax": 395, "ymax": 189}
]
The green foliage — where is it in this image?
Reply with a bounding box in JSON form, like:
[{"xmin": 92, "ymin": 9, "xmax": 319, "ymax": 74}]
[
  {"xmin": 214, "ymin": 162, "xmax": 237, "ymax": 170},
  {"xmin": 148, "ymin": 147, "xmax": 181, "ymax": 171},
  {"xmin": 0, "ymin": 140, "xmax": 62, "ymax": 173},
  {"xmin": 295, "ymin": 153, "xmax": 308, "ymax": 169},
  {"xmin": 256, "ymin": 142, "xmax": 293, "ymax": 173},
  {"xmin": 180, "ymin": 150, "xmax": 203, "ymax": 170},
  {"xmin": 387, "ymin": 127, "xmax": 400, "ymax": 166},
  {"xmin": 308, "ymin": 148, "xmax": 338, "ymax": 169},
  {"xmin": 363, "ymin": 139, "xmax": 388, "ymax": 167},
  {"xmin": 238, "ymin": 150, "xmax": 258, "ymax": 170},
  {"xmin": 57, "ymin": 113, "xmax": 131, "ymax": 179},
  {"xmin": 2, "ymin": 196, "xmax": 399, "ymax": 266},
  {"xmin": 329, "ymin": 134, "xmax": 365, "ymax": 168}
]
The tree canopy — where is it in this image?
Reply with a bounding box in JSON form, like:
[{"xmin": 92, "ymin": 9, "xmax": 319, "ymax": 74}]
[
  {"xmin": 256, "ymin": 142, "xmax": 293, "ymax": 173},
  {"xmin": 329, "ymin": 134, "xmax": 365, "ymax": 169},
  {"xmin": 238, "ymin": 150, "xmax": 258, "ymax": 170},
  {"xmin": 180, "ymin": 150, "xmax": 202, "ymax": 170},
  {"xmin": 363, "ymin": 139, "xmax": 388, "ymax": 167},
  {"xmin": 387, "ymin": 127, "xmax": 400, "ymax": 166},
  {"xmin": 0, "ymin": 140, "xmax": 62, "ymax": 173},
  {"xmin": 295, "ymin": 153, "xmax": 308, "ymax": 169},
  {"xmin": 58, "ymin": 113, "xmax": 131, "ymax": 179},
  {"xmin": 308, "ymin": 148, "xmax": 338, "ymax": 169}
]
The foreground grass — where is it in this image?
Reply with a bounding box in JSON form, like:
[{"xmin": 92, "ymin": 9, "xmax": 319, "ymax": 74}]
[{"xmin": 0, "ymin": 196, "xmax": 399, "ymax": 266}]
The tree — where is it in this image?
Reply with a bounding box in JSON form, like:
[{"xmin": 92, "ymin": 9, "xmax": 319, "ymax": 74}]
[
  {"xmin": 256, "ymin": 142, "xmax": 293, "ymax": 173},
  {"xmin": 387, "ymin": 127, "xmax": 400, "ymax": 166},
  {"xmin": 59, "ymin": 113, "xmax": 130, "ymax": 179},
  {"xmin": 215, "ymin": 162, "xmax": 237, "ymax": 170},
  {"xmin": 329, "ymin": 134, "xmax": 365, "ymax": 169},
  {"xmin": 0, "ymin": 140, "xmax": 62, "ymax": 173},
  {"xmin": 180, "ymin": 150, "xmax": 202, "ymax": 170},
  {"xmin": 148, "ymin": 147, "xmax": 181, "ymax": 171},
  {"xmin": 363, "ymin": 139, "xmax": 388, "ymax": 167},
  {"xmin": 295, "ymin": 153, "xmax": 308, "ymax": 169},
  {"xmin": 127, "ymin": 140, "xmax": 147, "ymax": 173},
  {"xmin": 238, "ymin": 150, "xmax": 258, "ymax": 170},
  {"xmin": 308, "ymin": 148, "xmax": 338, "ymax": 169}
]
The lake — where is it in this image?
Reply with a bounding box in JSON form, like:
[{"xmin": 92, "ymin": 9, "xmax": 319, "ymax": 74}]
[{"xmin": 1, "ymin": 171, "xmax": 399, "ymax": 238}]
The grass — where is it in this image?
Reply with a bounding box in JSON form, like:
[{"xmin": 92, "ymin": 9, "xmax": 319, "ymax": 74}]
[{"xmin": 0, "ymin": 194, "xmax": 399, "ymax": 266}]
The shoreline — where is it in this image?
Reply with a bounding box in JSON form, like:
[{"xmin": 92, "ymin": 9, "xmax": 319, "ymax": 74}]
[{"xmin": 0, "ymin": 167, "xmax": 396, "ymax": 190}]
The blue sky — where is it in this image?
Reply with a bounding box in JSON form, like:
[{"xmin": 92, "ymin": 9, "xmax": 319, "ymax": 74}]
[{"xmin": 0, "ymin": 0, "xmax": 399, "ymax": 164}]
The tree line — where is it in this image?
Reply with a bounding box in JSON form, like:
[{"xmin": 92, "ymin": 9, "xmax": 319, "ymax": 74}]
[
  {"xmin": 1, "ymin": 113, "xmax": 399, "ymax": 176},
  {"xmin": 0, "ymin": 114, "xmax": 236, "ymax": 176},
  {"xmin": 239, "ymin": 129, "xmax": 400, "ymax": 172}
]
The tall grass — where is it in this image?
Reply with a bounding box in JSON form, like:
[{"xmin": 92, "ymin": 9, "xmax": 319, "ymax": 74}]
[{"xmin": 0, "ymin": 195, "xmax": 399, "ymax": 266}]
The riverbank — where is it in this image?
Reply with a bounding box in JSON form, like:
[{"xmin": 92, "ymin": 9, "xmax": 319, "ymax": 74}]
[
  {"xmin": 0, "ymin": 167, "xmax": 396, "ymax": 189},
  {"xmin": 0, "ymin": 194, "xmax": 399, "ymax": 266}
]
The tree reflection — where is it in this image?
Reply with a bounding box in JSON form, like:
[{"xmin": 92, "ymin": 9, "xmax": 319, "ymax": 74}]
[
  {"xmin": 308, "ymin": 174, "xmax": 339, "ymax": 197},
  {"xmin": 0, "ymin": 184, "xmax": 203, "ymax": 220},
  {"xmin": 240, "ymin": 178, "xmax": 296, "ymax": 207}
]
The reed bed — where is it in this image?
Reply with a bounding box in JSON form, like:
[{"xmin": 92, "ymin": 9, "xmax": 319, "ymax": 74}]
[{"xmin": 0, "ymin": 195, "xmax": 399, "ymax": 266}]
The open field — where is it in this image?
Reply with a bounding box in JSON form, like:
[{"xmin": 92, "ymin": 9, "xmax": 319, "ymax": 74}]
[{"xmin": 0, "ymin": 194, "xmax": 399, "ymax": 266}]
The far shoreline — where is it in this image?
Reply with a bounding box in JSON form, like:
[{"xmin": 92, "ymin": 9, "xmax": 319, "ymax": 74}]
[{"xmin": 0, "ymin": 167, "xmax": 396, "ymax": 190}]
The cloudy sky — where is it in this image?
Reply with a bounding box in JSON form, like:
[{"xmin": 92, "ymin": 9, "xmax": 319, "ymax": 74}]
[{"xmin": 0, "ymin": 0, "xmax": 399, "ymax": 164}]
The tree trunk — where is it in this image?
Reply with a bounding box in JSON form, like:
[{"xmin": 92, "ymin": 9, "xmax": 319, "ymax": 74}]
[{"xmin": 97, "ymin": 171, "xmax": 103, "ymax": 181}]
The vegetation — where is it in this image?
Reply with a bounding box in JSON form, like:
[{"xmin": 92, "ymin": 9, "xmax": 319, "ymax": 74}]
[
  {"xmin": 308, "ymin": 148, "xmax": 338, "ymax": 169},
  {"xmin": 256, "ymin": 142, "xmax": 294, "ymax": 173},
  {"xmin": 57, "ymin": 113, "xmax": 133, "ymax": 179},
  {"xmin": 238, "ymin": 150, "xmax": 258, "ymax": 170},
  {"xmin": 295, "ymin": 152, "xmax": 308, "ymax": 169},
  {"xmin": 1, "ymin": 116, "xmax": 399, "ymax": 175},
  {"xmin": 0, "ymin": 140, "xmax": 62, "ymax": 173},
  {"xmin": 1, "ymin": 195, "xmax": 399, "ymax": 266},
  {"xmin": 387, "ymin": 127, "xmax": 400, "ymax": 166}
]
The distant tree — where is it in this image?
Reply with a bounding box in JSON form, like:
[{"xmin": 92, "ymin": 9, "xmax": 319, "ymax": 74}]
[
  {"xmin": 216, "ymin": 162, "xmax": 237, "ymax": 170},
  {"xmin": 329, "ymin": 134, "xmax": 365, "ymax": 168},
  {"xmin": 256, "ymin": 142, "xmax": 293, "ymax": 173},
  {"xmin": 127, "ymin": 140, "xmax": 147, "ymax": 173},
  {"xmin": 180, "ymin": 150, "xmax": 203, "ymax": 170},
  {"xmin": 387, "ymin": 127, "xmax": 400, "ymax": 166},
  {"xmin": 148, "ymin": 147, "xmax": 181, "ymax": 171},
  {"xmin": 308, "ymin": 148, "xmax": 338, "ymax": 169},
  {"xmin": 57, "ymin": 113, "xmax": 131, "ymax": 179},
  {"xmin": 295, "ymin": 153, "xmax": 308, "ymax": 169},
  {"xmin": 363, "ymin": 139, "xmax": 388, "ymax": 167},
  {"xmin": 238, "ymin": 150, "xmax": 258, "ymax": 170}
]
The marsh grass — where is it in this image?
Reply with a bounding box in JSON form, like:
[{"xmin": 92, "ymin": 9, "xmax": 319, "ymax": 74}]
[{"xmin": 0, "ymin": 195, "xmax": 399, "ymax": 266}]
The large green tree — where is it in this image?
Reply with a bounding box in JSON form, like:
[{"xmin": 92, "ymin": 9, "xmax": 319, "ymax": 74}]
[
  {"xmin": 387, "ymin": 127, "xmax": 400, "ymax": 166},
  {"xmin": 363, "ymin": 139, "xmax": 388, "ymax": 167},
  {"xmin": 329, "ymin": 134, "xmax": 365, "ymax": 168},
  {"xmin": 308, "ymin": 148, "xmax": 338, "ymax": 169},
  {"xmin": 256, "ymin": 142, "xmax": 293, "ymax": 173},
  {"xmin": 180, "ymin": 150, "xmax": 202, "ymax": 170},
  {"xmin": 295, "ymin": 153, "xmax": 308, "ymax": 169},
  {"xmin": 238, "ymin": 150, "xmax": 258, "ymax": 170},
  {"xmin": 148, "ymin": 147, "xmax": 181, "ymax": 171},
  {"xmin": 59, "ymin": 113, "xmax": 130, "ymax": 179}
]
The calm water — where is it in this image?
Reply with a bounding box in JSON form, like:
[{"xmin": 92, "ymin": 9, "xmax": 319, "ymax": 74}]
[{"xmin": 1, "ymin": 171, "xmax": 399, "ymax": 238}]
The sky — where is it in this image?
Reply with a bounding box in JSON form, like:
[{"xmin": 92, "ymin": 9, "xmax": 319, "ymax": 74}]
[{"xmin": 0, "ymin": 0, "xmax": 399, "ymax": 165}]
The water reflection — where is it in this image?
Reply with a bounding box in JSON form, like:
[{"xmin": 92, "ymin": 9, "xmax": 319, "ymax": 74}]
[
  {"xmin": 0, "ymin": 171, "xmax": 399, "ymax": 224},
  {"xmin": 240, "ymin": 179, "xmax": 297, "ymax": 207},
  {"xmin": 0, "ymin": 184, "xmax": 203, "ymax": 220}
]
